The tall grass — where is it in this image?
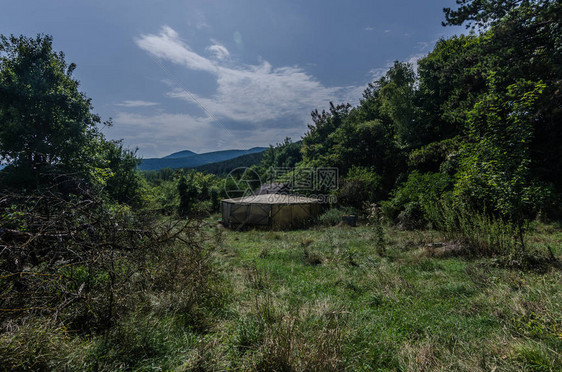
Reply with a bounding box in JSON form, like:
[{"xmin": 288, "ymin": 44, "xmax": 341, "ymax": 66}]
[
  {"xmin": 365, "ymin": 202, "xmax": 386, "ymax": 255},
  {"xmin": 234, "ymin": 293, "xmax": 347, "ymax": 371},
  {"xmin": 425, "ymin": 201, "xmax": 522, "ymax": 257}
]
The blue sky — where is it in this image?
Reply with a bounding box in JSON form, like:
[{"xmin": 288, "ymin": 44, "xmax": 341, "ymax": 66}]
[{"xmin": 1, "ymin": 0, "xmax": 463, "ymax": 158}]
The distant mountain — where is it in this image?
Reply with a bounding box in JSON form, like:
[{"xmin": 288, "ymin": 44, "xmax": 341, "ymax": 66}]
[
  {"xmin": 163, "ymin": 150, "xmax": 197, "ymax": 159},
  {"xmin": 193, "ymin": 151, "xmax": 264, "ymax": 175},
  {"xmin": 138, "ymin": 147, "xmax": 267, "ymax": 171}
]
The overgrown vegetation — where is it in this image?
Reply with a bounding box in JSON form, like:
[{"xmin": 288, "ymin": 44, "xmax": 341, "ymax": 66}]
[
  {"xmin": 0, "ymin": 189, "xmax": 226, "ymax": 370},
  {"xmin": 2, "ymin": 218, "xmax": 559, "ymax": 370},
  {"xmin": 0, "ymin": 34, "xmax": 226, "ymax": 371},
  {"xmin": 214, "ymin": 224, "xmax": 562, "ymax": 371},
  {"xmin": 1, "ymin": 0, "xmax": 561, "ymax": 370},
  {"xmin": 257, "ymin": 0, "xmax": 562, "ymax": 260}
]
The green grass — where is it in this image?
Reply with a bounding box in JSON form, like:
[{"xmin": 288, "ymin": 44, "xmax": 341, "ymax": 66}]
[
  {"xmin": 2, "ymin": 221, "xmax": 561, "ymax": 371},
  {"xmin": 209, "ymin": 223, "xmax": 561, "ymax": 371}
]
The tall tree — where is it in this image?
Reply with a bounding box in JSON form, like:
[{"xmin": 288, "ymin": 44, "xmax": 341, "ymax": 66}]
[
  {"xmin": 443, "ymin": 0, "xmax": 562, "ymax": 193},
  {"xmin": 301, "ymin": 102, "xmax": 351, "ymax": 167},
  {"xmin": 377, "ymin": 62, "xmax": 420, "ymax": 148},
  {"xmin": 454, "ymin": 77, "xmax": 552, "ymax": 244},
  {"xmin": 443, "ymin": 0, "xmax": 556, "ymax": 29},
  {"xmin": 0, "ymin": 34, "xmax": 103, "ymax": 180},
  {"xmin": 0, "ymin": 34, "xmax": 143, "ymax": 204}
]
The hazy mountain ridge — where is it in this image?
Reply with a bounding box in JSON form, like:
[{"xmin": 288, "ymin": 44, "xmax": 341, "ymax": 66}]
[
  {"xmin": 192, "ymin": 151, "xmax": 264, "ymax": 175},
  {"xmin": 163, "ymin": 150, "xmax": 197, "ymax": 159},
  {"xmin": 138, "ymin": 147, "xmax": 267, "ymax": 171}
]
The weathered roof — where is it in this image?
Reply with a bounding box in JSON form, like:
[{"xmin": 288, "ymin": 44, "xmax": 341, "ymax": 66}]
[
  {"xmin": 222, "ymin": 194, "xmax": 321, "ymax": 205},
  {"xmin": 256, "ymin": 183, "xmax": 291, "ymax": 195}
]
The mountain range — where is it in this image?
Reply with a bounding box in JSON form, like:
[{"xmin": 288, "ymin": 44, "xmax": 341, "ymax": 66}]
[
  {"xmin": 192, "ymin": 151, "xmax": 265, "ymax": 175},
  {"xmin": 138, "ymin": 147, "xmax": 267, "ymax": 171}
]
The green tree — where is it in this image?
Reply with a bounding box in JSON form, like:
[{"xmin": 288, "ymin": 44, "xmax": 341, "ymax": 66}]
[
  {"xmin": 0, "ymin": 34, "xmax": 102, "ymax": 181},
  {"xmin": 97, "ymin": 139, "xmax": 145, "ymax": 206},
  {"xmin": 177, "ymin": 174, "xmax": 198, "ymax": 216},
  {"xmin": 301, "ymin": 102, "xmax": 351, "ymax": 166},
  {"xmin": 0, "ymin": 34, "xmax": 143, "ymax": 205},
  {"xmin": 442, "ymin": 0, "xmax": 562, "ymax": 192},
  {"xmin": 416, "ymin": 35, "xmax": 488, "ymax": 143},
  {"xmin": 377, "ymin": 62, "xmax": 421, "ymax": 148},
  {"xmin": 443, "ymin": 0, "xmax": 556, "ymax": 29},
  {"xmin": 260, "ymin": 137, "xmax": 302, "ymax": 170},
  {"xmin": 454, "ymin": 76, "xmax": 552, "ymax": 245}
]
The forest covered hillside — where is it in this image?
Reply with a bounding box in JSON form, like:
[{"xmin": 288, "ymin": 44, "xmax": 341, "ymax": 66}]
[{"xmin": 138, "ymin": 147, "xmax": 267, "ymax": 171}]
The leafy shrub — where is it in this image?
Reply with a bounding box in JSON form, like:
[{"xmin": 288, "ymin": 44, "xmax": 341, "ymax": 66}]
[
  {"xmin": 210, "ymin": 186, "xmax": 221, "ymax": 212},
  {"xmin": 408, "ymin": 138, "xmax": 459, "ymax": 173},
  {"xmin": 337, "ymin": 166, "xmax": 382, "ymax": 209},
  {"xmin": 319, "ymin": 208, "xmax": 355, "ymax": 226},
  {"xmin": 396, "ymin": 201, "xmax": 426, "ymax": 230},
  {"xmin": 146, "ymin": 179, "xmax": 178, "ymax": 214},
  {"xmin": 382, "ymin": 171, "xmax": 452, "ymax": 229},
  {"xmin": 453, "ymin": 78, "xmax": 553, "ymax": 222}
]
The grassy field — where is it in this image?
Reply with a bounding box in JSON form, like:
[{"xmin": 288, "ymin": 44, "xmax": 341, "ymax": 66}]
[
  {"xmin": 2, "ymin": 219, "xmax": 561, "ymax": 371},
  {"xmin": 182, "ymin": 220, "xmax": 562, "ymax": 371}
]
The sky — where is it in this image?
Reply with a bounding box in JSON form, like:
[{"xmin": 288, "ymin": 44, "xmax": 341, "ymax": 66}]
[{"xmin": 1, "ymin": 0, "xmax": 463, "ymax": 158}]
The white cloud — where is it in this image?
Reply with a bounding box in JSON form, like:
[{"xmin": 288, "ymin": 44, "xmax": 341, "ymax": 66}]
[
  {"xmin": 365, "ymin": 26, "xmax": 374, "ymax": 31},
  {"xmin": 119, "ymin": 26, "xmax": 438, "ymax": 157},
  {"xmin": 115, "ymin": 100, "xmax": 160, "ymax": 107},
  {"xmin": 407, "ymin": 53, "xmax": 426, "ymax": 73},
  {"xmin": 369, "ymin": 67, "xmax": 389, "ymax": 81},
  {"xmin": 109, "ymin": 111, "xmax": 301, "ymax": 157},
  {"xmin": 135, "ymin": 26, "xmax": 362, "ymax": 126},
  {"xmin": 127, "ymin": 26, "xmax": 409, "ymax": 156},
  {"xmin": 206, "ymin": 43, "xmax": 230, "ymax": 61},
  {"xmin": 135, "ymin": 26, "xmax": 218, "ymax": 73}
]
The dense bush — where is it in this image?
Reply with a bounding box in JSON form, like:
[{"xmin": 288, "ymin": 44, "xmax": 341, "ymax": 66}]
[
  {"xmin": 453, "ymin": 78, "xmax": 552, "ymax": 222},
  {"xmin": 408, "ymin": 138, "xmax": 459, "ymax": 174},
  {"xmin": 141, "ymin": 169, "xmax": 222, "ymax": 216},
  {"xmin": 318, "ymin": 208, "xmax": 355, "ymax": 226},
  {"xmin": 337, "ymin": 166, "xmax": 381, "ymax": 209},
  {"xmin": 382, "ymin": 171, "xmax": 452, "ymax": 229}
]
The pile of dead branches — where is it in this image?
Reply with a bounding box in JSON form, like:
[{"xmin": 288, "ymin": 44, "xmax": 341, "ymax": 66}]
[{"xmin": 0, "ymin": 190, "xmax": 218, "ymax": 332}]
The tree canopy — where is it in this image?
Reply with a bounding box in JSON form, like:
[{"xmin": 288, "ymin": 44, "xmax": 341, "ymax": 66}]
[
  {"xmin": 261, "ymin": 0, "xmax": 561, "ymax": 225},
  {"xmin": 0, "ymin": 35, "xmax": 101, "ymax": 175},
  {"xmin": 0, "ymin": 34, "xmax": 142, "ymax": 204}
]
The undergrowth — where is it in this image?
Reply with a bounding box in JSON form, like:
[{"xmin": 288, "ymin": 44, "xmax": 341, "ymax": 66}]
[{"xmin": 1, "ymin": 198, "xmax": 560, "ymax": 370}]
